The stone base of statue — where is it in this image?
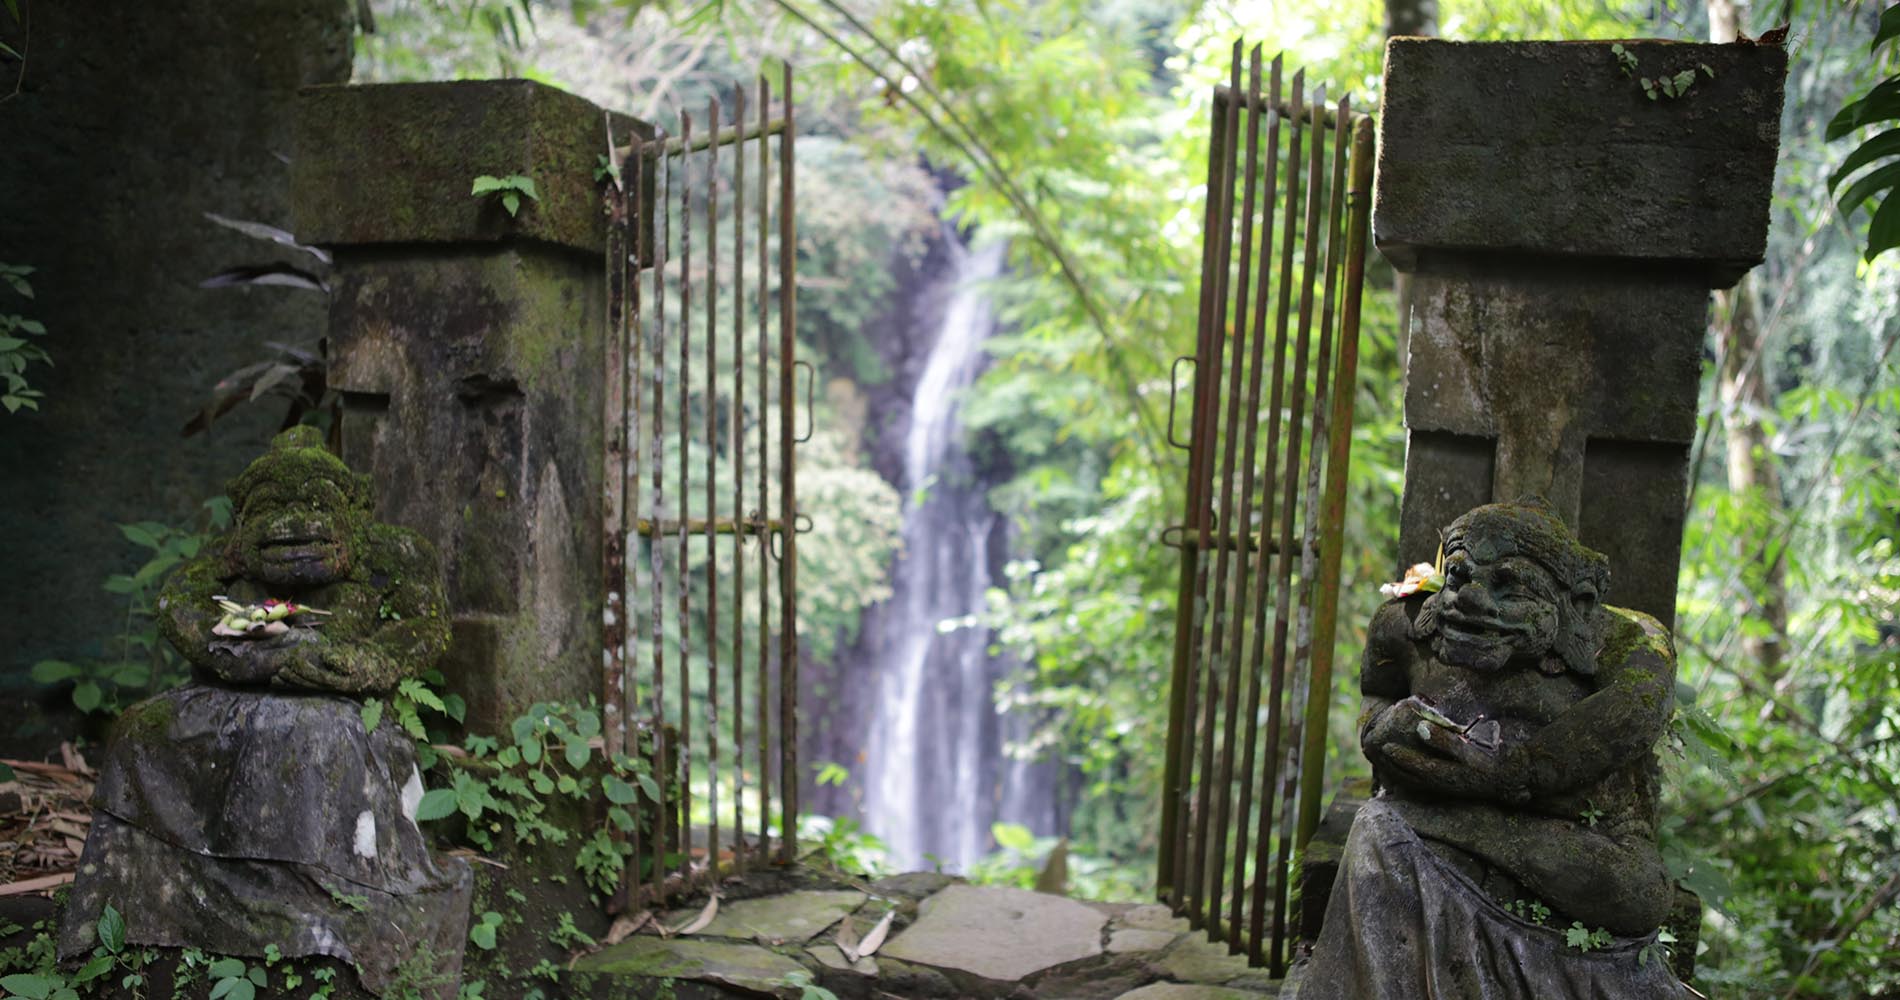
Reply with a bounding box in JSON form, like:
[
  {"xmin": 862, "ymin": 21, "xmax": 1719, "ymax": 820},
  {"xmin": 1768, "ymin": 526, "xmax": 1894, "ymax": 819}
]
[
  {"xmin": 1285, "ymin": 797, "xmax": 1680, "ymax": 1000},
  {"xmin": 59, "ymin": 684, "xmax": 472, "ymax": 998}
]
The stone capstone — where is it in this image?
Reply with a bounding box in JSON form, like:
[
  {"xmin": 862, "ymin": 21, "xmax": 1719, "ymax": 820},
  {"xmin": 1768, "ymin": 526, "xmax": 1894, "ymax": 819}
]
[
  {"xmin": 1375, "ymin": 39, "xmax": 1787, "ymax": 281},
  {"xmin": 880, "ymin": 884, "xmax": 1106, "ymax": 983}
]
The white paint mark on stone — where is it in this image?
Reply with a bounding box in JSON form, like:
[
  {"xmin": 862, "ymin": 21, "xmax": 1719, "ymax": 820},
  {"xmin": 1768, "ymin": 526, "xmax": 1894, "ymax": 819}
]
[
  {"xmin": 354, "ymin": 811, "xmax": 377, "ymax": 859},
  {"xmin": 401, "ymin": 765, "xmax": 424, "ymax": 824}
]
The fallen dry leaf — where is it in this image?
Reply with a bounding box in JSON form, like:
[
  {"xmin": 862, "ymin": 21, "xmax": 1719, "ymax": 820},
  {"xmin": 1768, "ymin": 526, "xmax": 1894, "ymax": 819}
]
[
  {"xmin": 835, "ymin": 914, "xmax": 861, "ymax": 962},
  {"xmin": 667, "ymin": 893, "xmax": 719, "ymax": 937},
  {"xmin": 854, "ymin": 909, "xmax": 896, "ymax": 960},
  {"xmin": 605, "ymin": 910, "xmax": 654, "ymax": 946}
]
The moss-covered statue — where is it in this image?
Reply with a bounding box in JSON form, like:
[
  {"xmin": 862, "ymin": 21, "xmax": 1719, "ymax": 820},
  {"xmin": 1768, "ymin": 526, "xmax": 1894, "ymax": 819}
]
[
  {"xmin": 60, "ymin": 427, "xmax": 472, "ymax": 999},
  {"xmin": 1290, "ymin": 498, "xmax": 1682, "ymax": 999},
  {"xmin": 159, "ymin": 425, "xmax": 448, "ymax": 693}
]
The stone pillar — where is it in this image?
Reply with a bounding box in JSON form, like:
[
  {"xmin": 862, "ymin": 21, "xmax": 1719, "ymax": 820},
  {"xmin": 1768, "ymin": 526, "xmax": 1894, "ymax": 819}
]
[
  {"xmin": 292, "ymin": 80, "xmax": 648, "ymax": 732},
  {"xmin": 1376, "ymin": 39, "xmax": 1786, "ymax": 626}
]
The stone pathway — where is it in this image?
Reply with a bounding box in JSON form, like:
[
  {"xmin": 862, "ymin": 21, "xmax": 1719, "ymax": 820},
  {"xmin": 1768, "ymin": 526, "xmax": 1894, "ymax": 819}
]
[{"xmin": 573, "ymin": 868, "xmax": 1282, "ymax": 999}]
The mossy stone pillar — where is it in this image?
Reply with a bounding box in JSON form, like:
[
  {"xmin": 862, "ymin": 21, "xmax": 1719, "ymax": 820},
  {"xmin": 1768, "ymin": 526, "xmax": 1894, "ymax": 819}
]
[
  {"xmin": 292, "ymin": 80, "xmax": 648, "ymax": 732},
  {"xmin": 1375, "ymin": 39, "xmax": 1786, "ymax": 625}
]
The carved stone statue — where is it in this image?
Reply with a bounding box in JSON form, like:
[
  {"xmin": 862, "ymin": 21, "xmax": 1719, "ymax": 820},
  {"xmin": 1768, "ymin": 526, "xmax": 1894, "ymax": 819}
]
[
  {"xmin": 61, "ymin": 427, "xmax": 471, "ymax": 998},
  {"xmin": 1291, "ymin": 497, "xmax": 1683, "ymax": 998}
]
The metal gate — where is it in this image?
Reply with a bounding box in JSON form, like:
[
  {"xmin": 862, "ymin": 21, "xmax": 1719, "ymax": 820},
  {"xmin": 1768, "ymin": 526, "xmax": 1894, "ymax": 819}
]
[
  {"xmin": 600, "ymin": 66, "xmax": 806, "ymax": 909},
  {"xmin": 1156, "ymin": 43, "xmax": 1373, "ymax": 972}
]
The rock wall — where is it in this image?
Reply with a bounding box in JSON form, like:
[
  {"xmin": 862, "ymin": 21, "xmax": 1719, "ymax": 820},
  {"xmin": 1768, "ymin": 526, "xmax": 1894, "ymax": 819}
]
[{"xmin": 0, "ymin": 0, "xmax": 355, "ymax": 748}]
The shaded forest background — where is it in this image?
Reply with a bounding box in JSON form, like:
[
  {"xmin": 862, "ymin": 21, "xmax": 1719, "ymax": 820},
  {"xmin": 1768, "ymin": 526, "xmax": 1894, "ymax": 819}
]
[{"xmin": 2, "ymin": 0, "xmax": 1895, "ymax": 995}]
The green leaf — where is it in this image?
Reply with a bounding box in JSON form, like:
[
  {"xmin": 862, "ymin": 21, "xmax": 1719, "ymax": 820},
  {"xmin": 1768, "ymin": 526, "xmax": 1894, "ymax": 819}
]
[
  {"xmin": 520, "ymin": 736, "xmax": 544, "ymax": 765},
  {"xmin": 31, "ymin": 659, "xmax": 81, "ymax": 683},
  {"xmin": 471, "ymin": 175, "xmax": 508, "ymax": 195},
  {"xmin": 0, "ymin": 762, "xmax": 13, "ymax": 782},
  {"xmin": 415, "ymin": 788, "xmax": 458, "ymax": 822},
  {"xmin": 1827, "ymin": 79, "xmax": 1900, "ymax": 142},
  {"xmin": 102, "ymin": 574, "xmax": 138, "ymax": 595},
  {"xmin": 207, "ymin": 958, "xmax": 246, "ymax": 980},
  {"xmin": 1876, "ymin": 2, "xmax": 1900, "ymax": 53},
  {"xmin": 511, "ymin": 175, "xmax": 539, "ymax": 200},
  {"xmin": 575, "ymin": 709, "xmax": 601, "ymax": 739},
  {"xmin": 2, "ymin": 0, "xmax": 19, "ymax": 25},
  {"xmin": 210, "ymin": 977, "xmax": 255, "ymax": 1000},
  {"xmin": 360, "ymin": 698, "xmax": 384, "ymax": 732},
  {"xmin": 0, "ymin": 336, "xmax": 24, "ymax": 351},
  {"xmin": 991, "ymin": 822, "xmax": 1035, "ymax": 852},
  {"xmin": 1834, "ymin": 161, "xmax": 1900, "ymax": 219},
  {"xmin": 607, "ymin": 806, "xmax": 635, "ymax": 831},
  {"xmin": 1831, "ymin": 130, "xmax": 1900, "ymax": 197},
  {"xmin": 564, "ymin": 734, "xmax": 591, "ymax": 769},
  {"xmin": 72, "ymin": 681, "xmax": 103, "ymax": 712},
  {"xmin": 469, "ymin": 914, "xmax": 500, "ymax": 950},
  {"xmin": 444, "ymin": 693, "xmax": 467, "ymax": 724},
  {"xmin": 501, "ymin": 192, "xmax": 521, "ymax": 217},
  {"xmin": 1, "ymin": 974, "xmax": 59, "ymax": 999},
  {"xmin": 1863, "ymin": 183, "xmax": 1900, "ymax": 261},
  {"xmin": 73, "ymin": 956, "xmax": 113, "ymax": 984},
  {"xmin": 248, "ymin": 966, "xmax": 268, "ymax": 987},
  {"xmin": 603, "ymin": 774, "xmax": 638, "ymax": 804},
  {"xmin": 637, "ymin": 773, "xmax": 661, "ymax": 802},
  {"xmin": 97, "ymin": 904, "xmax": 126, "ymax": 953}
]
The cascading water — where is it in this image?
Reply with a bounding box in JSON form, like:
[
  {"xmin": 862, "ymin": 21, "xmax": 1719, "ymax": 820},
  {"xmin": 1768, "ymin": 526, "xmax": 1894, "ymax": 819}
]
[{"xmin": 858, "ymin": 227, "xmax": 1055, "ymax": 872}]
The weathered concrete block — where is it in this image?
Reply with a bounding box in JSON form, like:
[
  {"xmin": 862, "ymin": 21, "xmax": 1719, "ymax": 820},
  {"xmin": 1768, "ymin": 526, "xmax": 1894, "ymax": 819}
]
[
  {"xmin": 1396, "ymin": 265, "xmax": 1706, "ymax": 624},
  {"xmin": 1378, "ymin": 40, "xmax": 1786, "ymax": 627},
  {"xmin": 295, "ymin": 80, "xmax": 650, "ymax": 731},
  {"xmin": 1376, "ymin": 39, "xmax": 1786, "ymax": 285},
  {"xmin": 293, "ymin": 79, "xmax": 649, "ymax": 255}
]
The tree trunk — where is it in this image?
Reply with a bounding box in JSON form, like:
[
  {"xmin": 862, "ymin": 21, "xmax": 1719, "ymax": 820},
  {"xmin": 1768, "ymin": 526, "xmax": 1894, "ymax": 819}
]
[
  {"xmin": 1708, "ymin": 0, "xmax": 1791, "ymax": 680},
  {"xmin": 1384, "ymin": 0, "xmax": 1438, "ymax": 37}
]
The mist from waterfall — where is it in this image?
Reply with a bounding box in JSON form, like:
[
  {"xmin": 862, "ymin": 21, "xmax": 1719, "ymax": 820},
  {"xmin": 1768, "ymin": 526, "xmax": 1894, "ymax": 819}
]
[{"xmin": 858, "ymin": 226, "xmax": 1056, "ymax": 873}]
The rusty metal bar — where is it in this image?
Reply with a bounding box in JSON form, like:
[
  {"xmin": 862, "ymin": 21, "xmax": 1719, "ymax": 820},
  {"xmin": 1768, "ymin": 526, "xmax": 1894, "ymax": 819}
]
[
  {"xmin": 1160, "ymin": 48, "xmax": 1233, "ymax": 912},
  {"xmin": 731, "ymin": 82, "xmax": 748, "ymax": 856},
  {"xmin": 648, "ymin": 138, "xmax": 670, "ymax": 906},
  {"xmin": 604, "ymin": 134, "xmax": 630, "ymax": 761},
  {"xmin": 705, "ymin": 94, "xmax": 722, "ymax": 876},
  {"xmin": 776, "ymin": 62, "xmax": 799, "ymax": 864},
  {"xmin": 1185, "ymin": 38, "xmax": 1245, "ymax": 931},
  {"xmin": 1208, "ymin": 44, "xmax": 1269, "ymax": 950},
  {"xmin": 1211, "ymin": 84, "xmax": 1358, "ymax": 129},
  {"xmin": 1245, "ymin": 64, "xmax": 1304, "ymax": 968},
  {"xmin": 1208, "ymin": 45, "xmax": 1269, "ymax": 958},
  {"xmin": 1267, "ymin": 83, "xmax": 1331, "ymax": 976},
  {"xmin": 756, "ymin": 74, "xmax": 773, "ymax": 855},
  {"xmin": 1225, "ymin": 51, "xmax": 1285, "ymax": 951},
  {"xmin": 677, "ymin": 108, "xmax": 694, "ymax": 883},
  {"xmin": 1297, "ymin": 110, "xmax": 1372, "ymax": 850},
  {"xmin": 1164, "ymin": 44, "xmax": 1372, "ymax": 971},
  {"xmin": 623, "ymin": 135, "xmax": 646, "ymax": 902},
  {"xmin": 647, "ymin": 117, "xmax": 787, "ymax": 158}
]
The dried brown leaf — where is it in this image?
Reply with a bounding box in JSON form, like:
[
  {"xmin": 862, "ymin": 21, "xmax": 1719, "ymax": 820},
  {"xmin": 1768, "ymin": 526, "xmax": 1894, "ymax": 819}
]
[{"xmin": 855, "ymin": 909, "xmax": 896, "ymax": 959}]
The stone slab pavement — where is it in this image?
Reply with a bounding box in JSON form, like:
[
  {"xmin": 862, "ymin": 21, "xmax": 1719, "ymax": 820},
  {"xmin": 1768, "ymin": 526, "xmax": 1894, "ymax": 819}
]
[{"xmin": 572, "ymin": 866, "xmax": 1283, "ymax": 999}]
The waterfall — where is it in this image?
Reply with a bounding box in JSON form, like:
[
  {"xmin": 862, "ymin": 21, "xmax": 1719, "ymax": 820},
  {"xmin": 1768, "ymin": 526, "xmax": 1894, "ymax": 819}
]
[{"xmin": 858, "ymin": 227, "xmax": 1055, "ymax": 872}]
